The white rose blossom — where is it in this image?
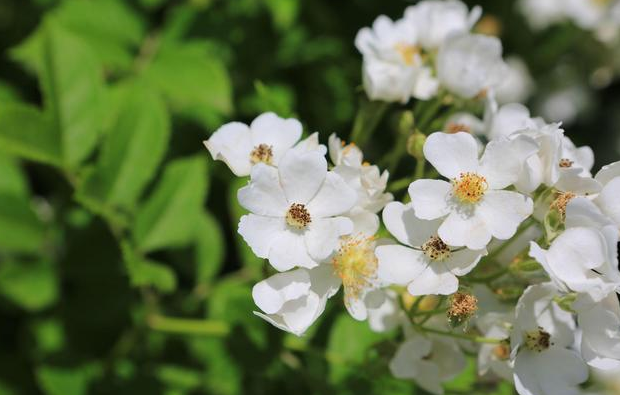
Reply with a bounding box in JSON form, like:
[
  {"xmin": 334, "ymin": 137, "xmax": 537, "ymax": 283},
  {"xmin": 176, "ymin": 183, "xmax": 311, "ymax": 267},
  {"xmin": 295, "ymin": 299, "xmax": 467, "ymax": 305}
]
[{"xmin": 409, "ymin": 132, "xmax": 536, "ymax": 250}]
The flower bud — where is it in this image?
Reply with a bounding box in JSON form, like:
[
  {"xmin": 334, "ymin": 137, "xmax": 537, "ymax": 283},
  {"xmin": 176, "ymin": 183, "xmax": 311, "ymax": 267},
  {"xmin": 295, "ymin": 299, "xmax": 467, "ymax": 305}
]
[{"xmin": 407, "ymin": 131, "xmax": 426, "ymax": 160}]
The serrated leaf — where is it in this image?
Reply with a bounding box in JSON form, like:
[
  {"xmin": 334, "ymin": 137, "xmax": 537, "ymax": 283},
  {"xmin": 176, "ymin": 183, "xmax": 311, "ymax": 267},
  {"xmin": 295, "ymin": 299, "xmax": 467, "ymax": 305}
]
[
  {"xmin": 195, "ymin": 211, "xmax": 225, "ymax": 285},
  {"xmin": 0, "ymin": 152, "xmax": 29, "ymax": 196},
  {"xmin": 0, "ymin": 193, "xmax": 46, "ymax": 253},
  {"xmin": 12, "ymin": 21, "xmax": 105, "ymax": 168},
  {"xmin": 0, "ymin": 261, "xmax": 58, "ymax": 311},
  {"xmin": 142, "ymin": 41, "xmax": 232, "ymax": 128},
  {"xmin": 78, "ymin": 83, "xmax": 170, "ymax": 210},
  {"xmin": 133, "ymin": 156, "xmax": 208, "ymax": 252},
  {"xmin": 327, "ymin": 314, "xmax": 385, "ymax": 383},
  {"xmin": 0, "ymin": 103, "xmax": 60, "ymax": 166}
]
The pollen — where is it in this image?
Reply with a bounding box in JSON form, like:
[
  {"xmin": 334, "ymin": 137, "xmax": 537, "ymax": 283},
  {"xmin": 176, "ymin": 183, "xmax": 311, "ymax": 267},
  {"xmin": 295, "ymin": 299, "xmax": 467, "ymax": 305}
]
[
  {"xmin": 249, "ymin": 144, "xmax": 274, "ymax": 165},
  {"xmin": 394, "ymin": 42, "xmax": 421, "ymax": 66},
  {"xmin": 492, "ymin": 342, "xmax": 511, "ymax": 360},
  {"xmin": 421, "ymin": 235, "xmax": 451, "ymax": 261},
  {"xmin": 558, "ymin": 158, "xmax": 574, "ymax": 168},
  {"xmin": 452, "ymin": 172, "xmax": 488, "ymax": 203},
  {"xmin": 446, "ymin": 122, "xmax": 471, "ymax": 134},
  {"xmin": 332, "ymin": 235, "xmax": 378, "ymax": 304},
  {"xmin": 285, "ymin": 203, "xmax": 311, "ymax": 229},
  {"xmin": 524, "ymin": 327, "xmax": 552, "ymax": 352},
  {"xmin": 550, "ymin": 191, "xmax": 576, "ymax": 219},
  {"xmin": 447, "ymin": 292, "xmax": 478, "ymax": 324}
]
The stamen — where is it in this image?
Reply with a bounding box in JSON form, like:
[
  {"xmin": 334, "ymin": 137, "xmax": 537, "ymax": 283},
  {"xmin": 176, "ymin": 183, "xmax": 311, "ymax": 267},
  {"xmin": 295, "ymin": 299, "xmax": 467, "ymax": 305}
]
[
  {"xmin": 550, "ymin": 191, "xmax": 576, "ymax": 219},
  {"xmin": 332, "ymin": 235, "xmax": 378, "ymax": 304},
  {"xmin": 446, "ymin": 123, "xmax": 471, "ymax": 134},
  {"xmin": 250, "ymin": 144, "xmax": 274, "ymax": 165},
  {"xmin": 558, "ymin": 158, "xmax": 574, "ymax": 168},
  {"xmin": 492, "ymin": 342, "xmax": 511, "ymax": 360},
  {"xmin": 524, "ymin": 327, "xmax": 552, "ymax": 352},
  {"xmin": 447, "ymin": 292, "xmax": 478, "ymax": 325},
  {"xmin": 285, "ymin": 203, "xmax": 311, "ymax": 229},
  {"xmin": 394, "ymin": 43, "xmax": 421, "ymax": 66},
  {"xmin": 452, "ymin": 172, "xmax": 488, "ymax": 203},
  {"xmin": 422, "ymin": 235, "xmax": 451, "ymax": 261}
]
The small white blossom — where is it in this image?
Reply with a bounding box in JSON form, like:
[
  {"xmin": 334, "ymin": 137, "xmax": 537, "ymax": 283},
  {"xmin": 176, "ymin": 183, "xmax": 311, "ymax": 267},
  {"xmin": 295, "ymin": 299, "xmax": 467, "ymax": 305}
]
[
  {"xmin": 437, "ymin": 33, "xmax": 508, "ymax": 99},
  {"xmin": 238, "ymin": 150, "xmax": 356, "ymax": 271},
  {"xmin": 594, "ymin": 161, "xmax": 620, "ymax": 229},
  {"xmin": 376, "ymin": 201, "xmax": 486, "ymax": 295},
  {"xmin": 409, "ymin": 132, "xmax": 535, "ymax": 250},
  {"xmin": 477, "ymin": 312, "xmax": 513, "ymax": 381},
  {"xmin": 204, "ymin": 112, "xmax": 304, "ymax": 176},
  {"xmin": 511, "ymin": 284, "xmax": 588, "ymax": 395}
]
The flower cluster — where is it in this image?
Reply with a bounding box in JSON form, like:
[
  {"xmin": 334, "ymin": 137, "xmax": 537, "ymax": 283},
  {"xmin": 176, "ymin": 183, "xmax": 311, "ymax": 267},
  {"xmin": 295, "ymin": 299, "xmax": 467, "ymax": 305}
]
[{"xmin": 204, "ymin": 1, "xmax": 620, "ymax": 394}]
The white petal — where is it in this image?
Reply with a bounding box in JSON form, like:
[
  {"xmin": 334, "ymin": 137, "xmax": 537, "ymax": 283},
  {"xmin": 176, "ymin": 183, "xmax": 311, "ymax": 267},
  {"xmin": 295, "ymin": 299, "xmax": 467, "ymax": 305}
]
[
  {"xmin": 423, "ymin": 132, "xmax": 479, "ymax": 179},
  {"xmin": 346, "ymin": 208, "xmax": 380, "ymax": 236},
  {"xmin": 407, "ymin": 265, "xmax": 459, "ymax": 296},
  {"xmin": 514, "ymin": 348, "xmax": 588, "ymax": 395},
  {"xmin": 408, "ymin": 179, "xmax": 452, "ymax": 220},
  {"xmin": 252, "ymin": 269, "xmax": 311, "ymax": 314},
  {"xmin": 204, "ymin": 122, "xmax": 253, "ymax": 176},
  {"xmin": 382, "ymin": 201, "xmax": 443, "ymax": 247},
  {"xmin": 477, "ymin": 190, "xmax": 533, "ymax": 241},
  {"xmin": 596, "ymin": 177, "xmax": 620, "ymax": 227},
  {"xmin": 238, "ymin": 214, "xmax": 286, "ymax": 259},
  {"xmin": 389, "ymin": 337, "xmax": 442, "ymax": 395},
  {"xmin": 306, "ymin": 172, "xmax": 357, "ymax": 218},
  {"xmin": 554, "ymin": 172, "xmax": 601, "ymax": 195},
  {"xmin": 249, "ymin": 113, "xmax": 302, "ymax": 163},
  {"xmin": 438, "ymin": 209, "xmax": 491, "ymax": 250},
  {"xmin": 444, "ymin": 248, "xmax": 485, "ymax": 276},
  {"xmin": 304, "ymin": 217, "xmax": 353, "ymax": 262},
  {"xmin": 376, "ymin": 245, "xmax": 427, "ymax": 286},
  {"xmin": 565, "ymin": 197, "xmax": 612, "ymax": 229},
  {"xmin": 268, "ymin": 230, "xmax": 317, "ymax": 271},
  {"xmin": 595, "ymin": 160, "xmax": 620, "ymax": 185},
  {"xmin": 279, "ymin": 150, "xmax": 327, "ymax": 204},
  {"xmin": 237, "ymin": 164, "xmax": 288, "ymax": 216},
  {"xmin": 479, "ymin": 135, "xmax": 538, "ymax": 189}
]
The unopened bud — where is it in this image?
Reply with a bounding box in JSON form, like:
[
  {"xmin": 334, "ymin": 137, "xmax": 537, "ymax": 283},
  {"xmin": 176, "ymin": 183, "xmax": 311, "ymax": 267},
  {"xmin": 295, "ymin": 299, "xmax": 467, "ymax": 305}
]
[
  {"xmin": 510, "ymin": 258, "xmax": 542, "ymax": 273},
  {"xmin": 447, "ymin": 292, "xmax": 478, "ymax": 327},
  {"xmin": 553, "ymin": 293, "xmax": 577, "ymax": 313},
  {"xmin": 398, "ymin": 110, "xmax": 415, "ymax": 135},
  {"xmin": 407, "ymin": 131, "xmax": 426, "ymax": 160}
]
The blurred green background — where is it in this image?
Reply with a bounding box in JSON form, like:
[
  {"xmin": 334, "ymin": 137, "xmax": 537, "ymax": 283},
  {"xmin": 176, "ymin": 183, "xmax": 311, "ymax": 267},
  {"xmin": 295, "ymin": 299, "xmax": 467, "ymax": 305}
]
[{"xmin": 0, "ymin": 0, "xmax": 618, "ymax": 394}]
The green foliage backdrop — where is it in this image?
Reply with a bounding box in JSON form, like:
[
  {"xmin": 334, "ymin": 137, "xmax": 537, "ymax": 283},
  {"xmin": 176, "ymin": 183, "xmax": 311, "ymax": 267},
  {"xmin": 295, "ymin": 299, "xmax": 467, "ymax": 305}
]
[{"xmin": 0, "ymin": 0, "xmax": 618, "ymax": 394}]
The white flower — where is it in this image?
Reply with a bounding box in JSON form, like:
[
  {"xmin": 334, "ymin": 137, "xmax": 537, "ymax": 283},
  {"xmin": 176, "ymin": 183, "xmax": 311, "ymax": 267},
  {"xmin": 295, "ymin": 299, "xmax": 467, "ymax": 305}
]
[
  {"xmin": 238, "ymin": 150, "xmax": 356, "ymax": 271},
  {"xmin": 477, "ymin": 312, "xmax": 513, "ymax": 381},
  {"xmin": 511, "ymin": 283, "xmax": 588, "ymax": 395},
  {"xmin": 376, "ymin": 201, "xmax": 486, "ymax": 295},
  {"xmin": 390, "ymin": 333, "xmax": 466, "ymax": 395},
  {"xmin": 495, "ymin": 57, "xmax": 534, "ymax": 104},
  {"xmin": 483, "ymin": 103, "xmax": 538, "ymax": 141},
  {"xmin": 328, "ymin": 134, "xmax": 393, "ymax": 235},
  {"xmin": 252, "ymin": 265, "xmax": 340, "ymax": 336},
  {"xmin": 204, "ymin": 112, "xmax": 303, "ymax": 176},
  {"xmin": 577, "ymin": 293, "xmax": 620, "ymax": 370},
  {"xmin": 443, "ymin": 112, "xmax": 485, "ymax": 135},
  {"xmin": 366, "ymin": 289, "xmax": 405, "ymax": 333},
  {"xmin": 529, "ymin": 225, "xmax": 619, "ymax": 306},
  {"xmin": 594, "ymin": 161, "xmax": 620, "ymax": 229},
  {"xmin": 403, "ymin": 0, "xmax": 481, "ymax": 49},
  {"xmin": 409, "ymin": 132, "xmax": 535, "ymax": 250},
  {"xmin": 437, "ymin": 33, "xmax": 508, "ymax": 99},
  {"xmin": 518, "ymin": 0, "xmax": 566, "ymax": 30},
  {"xmin": 355, "ymin": 15, "xmax": 438, "ymax": 102},
  {"xmin": 254, "ymin": 234, "xmax": 388, "ymax": 332}
]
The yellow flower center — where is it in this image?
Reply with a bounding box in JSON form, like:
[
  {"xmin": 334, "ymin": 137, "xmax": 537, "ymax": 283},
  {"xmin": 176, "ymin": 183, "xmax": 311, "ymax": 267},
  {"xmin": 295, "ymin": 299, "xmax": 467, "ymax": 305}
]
[
  {"xmin": 285, "ymin": 203, "xmax": 311, "ymax": 229},
  {"xmin": 524, "ymin": 327, "xmax": 552, "ymax": 352},
  {"xmin": 332, "ymin": 235, "xmax": 378, "ymax": 303},
  {"xmin": 394, "ymin": 43, "xmax": 421, "ymax": 66},
  {"xmin": 452, "ymin": 172, "xmax": 488, "ymax": 203},
  {"xmin": 550, "ymin": 191, "xmax": 576, "ymax": 219},
  {"xmin": 421, "ymin": 235, "xmax": 451, "ymax": 262},
  {"xmin": 249, "ymin": 144, "xmax": 273, "ymax": 165}
]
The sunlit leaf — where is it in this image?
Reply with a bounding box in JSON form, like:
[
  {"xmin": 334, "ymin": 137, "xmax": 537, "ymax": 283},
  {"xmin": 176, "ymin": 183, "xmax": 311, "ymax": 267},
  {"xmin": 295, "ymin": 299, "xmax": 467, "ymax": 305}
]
[{"xmin": 0, "ymin": 261, "xmax": 58, "ymax": 311}]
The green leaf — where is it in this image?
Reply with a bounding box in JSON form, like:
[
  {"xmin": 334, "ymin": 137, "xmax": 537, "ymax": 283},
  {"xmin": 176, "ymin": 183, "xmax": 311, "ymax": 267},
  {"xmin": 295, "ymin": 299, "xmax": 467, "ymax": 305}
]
[
  {"xmin": 0, "ymin": 80, "xmax": 19, "ymax": 103},
  {"xmin": 263, "ymin": 0, "xmax": 299, "ymax": 31},
  {"xmin": 0, "ymin": 193, "xmax": 46, "ymax": 253},
  {"xmin": 142, "ymin": 41, "xmax": 233, "ymax": 128},
  {"xmin": 240, "ymin": 81, "xmax": 295, "ymax": 117},
  {"xmin": 36, "ymin": 365, "xmax": 100, "ymax": 395},
  {"xmin": 12, "ymin": 21, "xmax": 105, "ymax": 168},
  {"xmin": 155, "ymin": 364, "xmax": 202, "ymax": 391},
  {"xmin": 327, "ymin": 314, "xmax": 385, "ymax": 383},
  {"xmin": 195, "ymin": 211, "xmax": 225, "ymax": 285},
  {"xmin": 0, "ymin": 103, "xmax": 60, "ymax": 166},
  {"xmin": 31, "ymin": 319, "xmax": 65, "ymax": 354},
  {"xmin": 187, "ymin": 338, "xmax": 241, "ymax": 395},
  {"xmin": 78, "ymin": 83, "xmax": 170, "ymax": 210},
  {"xmin": 444, "ymin": 357, "xmax": 476, "ymax": 392},
  {"xmin": 0, "ymin": 261, "xmax": 58, "ymax": 311},
  {"xmin": 133, "ymin": 156, "xmax": 208, "ymax": 252},
  {"xmin": 51, "ymin": 0, "xmax": 145, "ymax": 71},
  {"xmin": 0, "ymin": 152, "xmax": 29, "ymax": 196},
  {"xmin": 128, "ymin": 259, "xmax": 177, "ymax": 293}
]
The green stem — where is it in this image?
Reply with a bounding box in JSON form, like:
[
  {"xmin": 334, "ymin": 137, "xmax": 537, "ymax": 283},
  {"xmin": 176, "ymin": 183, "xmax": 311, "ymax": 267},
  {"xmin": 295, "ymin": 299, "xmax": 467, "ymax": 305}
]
[
  {"xmin": 388, "ymin": 176, "xmax": 414, "ymax": 192},
  {"xmin": 488, "ymin": 217, "xmax": 537, "ymax": 260},
  {"xmin": 416, "ymin": 326, "xmax": 503, "ymax": 344},
  {"xmin": 414, "ymin": 157, "xmax": 426, "ymax": 180},
  {"xmin": 147, "ymin": 314, "xmax": 230, "ymax": 337},
  {"xmin": 349, "ymin": 100, "xmax": 388, "ymax": 148}
]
